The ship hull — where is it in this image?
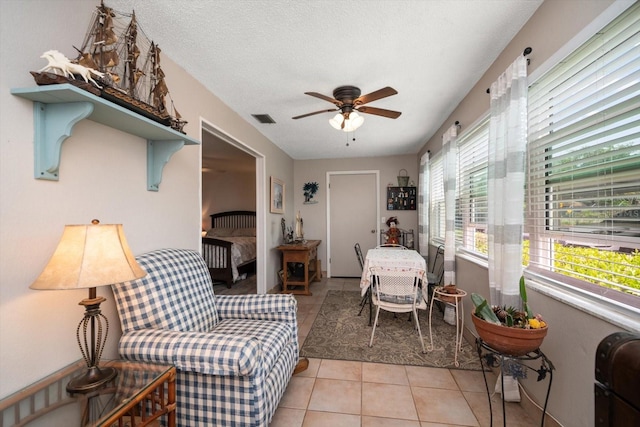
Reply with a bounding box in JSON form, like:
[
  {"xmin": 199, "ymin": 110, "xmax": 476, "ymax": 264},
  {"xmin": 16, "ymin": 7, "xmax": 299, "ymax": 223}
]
[
  {"xmin": 101, "ymin": 87, "xmax": 172, "ymax": 127},
  {"xmin": 31, "ymin": 71, "xmax": 177, "ymax": 130}
]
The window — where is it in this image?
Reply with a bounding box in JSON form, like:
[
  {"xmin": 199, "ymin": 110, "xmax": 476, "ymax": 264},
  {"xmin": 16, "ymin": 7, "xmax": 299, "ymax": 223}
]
[
  {"xmin": 527, "ymin": 2, "xmax": 640, "ymax": 296},
  {"xmin": 429, "ymin": 153, "xmax": 445, "ymax": 242},
  {"xmin": 456, "ymin": 117, "xmax": 489, "ymax": 255}
]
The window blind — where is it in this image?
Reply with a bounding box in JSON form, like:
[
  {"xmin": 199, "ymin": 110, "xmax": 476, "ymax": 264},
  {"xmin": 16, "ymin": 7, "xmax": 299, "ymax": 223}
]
[
  {"xmin": 527, "ymin": 2, "xmax": 640, "ymax": 294},
  {"xmin": 430, "ymin": 153, "xmax": 445, "ymax": 241},
  {"xmin": 456, "ymin": 118, "xmax": 489, "ymax": 254}
]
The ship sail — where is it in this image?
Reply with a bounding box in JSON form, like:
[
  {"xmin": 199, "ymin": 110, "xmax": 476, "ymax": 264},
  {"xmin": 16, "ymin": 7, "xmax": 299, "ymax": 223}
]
[{"xmin": 77, "ymin": 2, "xmax": 120, "ymax": 77}]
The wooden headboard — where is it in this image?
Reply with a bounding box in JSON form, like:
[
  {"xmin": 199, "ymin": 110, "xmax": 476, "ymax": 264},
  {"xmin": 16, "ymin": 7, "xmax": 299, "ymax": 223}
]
[{"xmin": 210, "ymin": 211, "xmax": 256, "ymax": 229}]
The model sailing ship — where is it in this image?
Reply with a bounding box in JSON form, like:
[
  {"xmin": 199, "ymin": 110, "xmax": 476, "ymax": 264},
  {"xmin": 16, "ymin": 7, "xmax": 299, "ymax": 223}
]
[{"xmin": 31, "ymin": 1, "xmax": 186, "ymax": 133}]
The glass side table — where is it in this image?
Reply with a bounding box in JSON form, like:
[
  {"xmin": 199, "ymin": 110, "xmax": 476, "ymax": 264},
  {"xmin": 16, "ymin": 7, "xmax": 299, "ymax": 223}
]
[
  {"xmin": 427, "ymin": 286, "xmax": 467, "ymax": 367},
  {"xmin": 0, "ymin": 360, "xmax": 176, "ymax": 427}
]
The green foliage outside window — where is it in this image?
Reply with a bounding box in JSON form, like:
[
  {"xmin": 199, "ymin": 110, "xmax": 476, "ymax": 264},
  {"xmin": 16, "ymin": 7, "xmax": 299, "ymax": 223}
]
[{"xmin": 472, "ymin": 232, "xmax": 639, "ymax": 294}]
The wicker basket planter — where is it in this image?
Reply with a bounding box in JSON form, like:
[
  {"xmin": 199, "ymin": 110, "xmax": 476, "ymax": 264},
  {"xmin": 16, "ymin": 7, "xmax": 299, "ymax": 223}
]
[{"xmin": 472, "ymin": 313, "xmax": 548, "ymax": 356}]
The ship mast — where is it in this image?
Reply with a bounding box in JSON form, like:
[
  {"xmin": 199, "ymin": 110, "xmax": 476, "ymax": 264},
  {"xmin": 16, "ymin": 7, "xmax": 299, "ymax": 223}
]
[
  {"xmin": 149, "ymin": 43, "xmax": 168, "ymax": 114},
  {"xmin": 123, "ymin": 11, "xmax": 141, "ymax": 97},
  {"xmin": 76, "ymin": 1, "xmax": 119, "ymax": 79}
]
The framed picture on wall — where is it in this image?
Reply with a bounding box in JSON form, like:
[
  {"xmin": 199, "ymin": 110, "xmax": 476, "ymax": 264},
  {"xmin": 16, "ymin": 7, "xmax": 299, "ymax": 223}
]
[{"xmin": 270, "ymin": 177, "xmax": 285, "ymax": 214}]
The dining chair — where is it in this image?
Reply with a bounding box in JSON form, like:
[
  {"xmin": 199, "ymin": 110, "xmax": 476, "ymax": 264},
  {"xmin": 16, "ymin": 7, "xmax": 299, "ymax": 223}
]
[
  {"xmin": 354, "ymin": 243, "xmax": 365, "ymax": 270},
  {"xmin": 355, "ymin": 243, "xmax": 371, "ymax": 319},
  {"xmin": 376, "ymin": 243, "xmax": 408, "ymax": 249},
  {"xmin": 369, "ymin": 266, "xmax": 427, "ymax": 353},
  {"xmin": 427, "ymin": 244, "xmax": 445, "ymax": 302}
]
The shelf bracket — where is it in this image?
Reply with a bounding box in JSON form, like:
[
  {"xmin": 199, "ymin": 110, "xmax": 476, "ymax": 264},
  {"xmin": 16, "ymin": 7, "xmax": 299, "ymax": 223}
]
[
  {"xmin": 147, "ymin": 139, "xmax": 185, "ymax": 191},
  {"xmin": 33, "ymin": 101, "xmax": 94, "ymax": 180},
  {"xmin": 13, "ymin": 85, "xmax": 199, "ymax": 190}
]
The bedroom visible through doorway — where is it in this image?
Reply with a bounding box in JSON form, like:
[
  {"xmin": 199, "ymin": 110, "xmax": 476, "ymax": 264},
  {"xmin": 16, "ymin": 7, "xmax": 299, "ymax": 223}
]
[{"xmin": 201, "ymin": 121, "xmax": 267, "ymax": 294}]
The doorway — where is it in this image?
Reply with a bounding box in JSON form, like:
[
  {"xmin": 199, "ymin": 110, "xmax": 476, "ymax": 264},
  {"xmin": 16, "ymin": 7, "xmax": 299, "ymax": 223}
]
[
  {"xmin": 327, "ymin": 170, "xmax": 379, "ymax": 277},
  {"xmin": 201, "ymin": 120, "xmax": 267, "ymax": 294}
]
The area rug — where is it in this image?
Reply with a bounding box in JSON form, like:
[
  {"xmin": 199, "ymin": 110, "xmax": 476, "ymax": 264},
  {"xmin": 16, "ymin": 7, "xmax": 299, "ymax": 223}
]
[{"xmin": 300, "ymin": 290, "xmax": 484, "ymax": 370}]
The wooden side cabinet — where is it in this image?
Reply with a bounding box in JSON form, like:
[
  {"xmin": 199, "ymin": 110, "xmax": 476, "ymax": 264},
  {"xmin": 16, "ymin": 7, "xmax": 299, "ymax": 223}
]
[{"xmin": 276, "ymin": 240, "xmax": 321, "ymax": 296}]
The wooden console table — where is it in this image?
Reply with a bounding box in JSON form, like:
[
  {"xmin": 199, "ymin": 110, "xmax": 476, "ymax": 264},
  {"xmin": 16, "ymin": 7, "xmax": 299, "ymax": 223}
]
[{"xmin": 277, "ymin": 240, "xmax": 321, "ymax": 295}]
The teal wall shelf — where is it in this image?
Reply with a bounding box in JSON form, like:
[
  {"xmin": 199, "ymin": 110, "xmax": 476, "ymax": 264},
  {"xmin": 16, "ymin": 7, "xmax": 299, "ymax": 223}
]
[{"xmin": 11, "ymin": 84, "xmax": 200, "ymax": 191}]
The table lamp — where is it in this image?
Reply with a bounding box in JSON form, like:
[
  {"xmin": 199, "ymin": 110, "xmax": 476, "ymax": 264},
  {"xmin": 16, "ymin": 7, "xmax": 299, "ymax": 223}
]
[{"xmin": 30, "ymin": 220, "xmax": 147, "ymax": 393}]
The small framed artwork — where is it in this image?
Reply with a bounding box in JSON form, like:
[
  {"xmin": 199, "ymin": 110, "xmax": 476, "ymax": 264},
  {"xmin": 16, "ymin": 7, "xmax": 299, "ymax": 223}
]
[{"xmin": 270, "ymin": 176, "xmax": 285, "ymax": 214}]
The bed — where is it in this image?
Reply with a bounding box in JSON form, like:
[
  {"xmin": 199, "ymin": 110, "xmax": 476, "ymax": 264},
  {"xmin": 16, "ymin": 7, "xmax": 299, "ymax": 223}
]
[{"xmin": 201, "ymin": 210, "xmax": 257, "ymax": 287}]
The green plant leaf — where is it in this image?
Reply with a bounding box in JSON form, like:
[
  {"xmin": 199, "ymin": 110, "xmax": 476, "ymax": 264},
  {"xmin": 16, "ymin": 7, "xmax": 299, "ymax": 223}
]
[
  {"xmin": 520, "ymin": 276, "xmax": 534, "ymax": 319},
  {"xmin": 505, "ymin": 313, "xmax": 514, "ymax": 327},
  {"xmin": 471, "ymin": 293, "xmax": 501, "ymax": 324},
  {"xmin": 519, "ymin": 276, "xmax": 528, "ymax": 303}
]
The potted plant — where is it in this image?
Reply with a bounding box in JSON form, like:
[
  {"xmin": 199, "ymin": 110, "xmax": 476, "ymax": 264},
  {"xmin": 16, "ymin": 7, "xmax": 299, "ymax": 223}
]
[
  {"xmin": 471, "ymin": 276, "xmax": 548, "ymax": 356},
  {"xmin": 303, "ymin": 182, "xmax": 319, "ymax": 203}
]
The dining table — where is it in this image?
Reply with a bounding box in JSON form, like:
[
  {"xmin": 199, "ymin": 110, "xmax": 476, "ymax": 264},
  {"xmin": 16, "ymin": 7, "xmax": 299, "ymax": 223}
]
[{"xmin": 359, "ymin": 247, "xmax": 427, "ymax": 326}]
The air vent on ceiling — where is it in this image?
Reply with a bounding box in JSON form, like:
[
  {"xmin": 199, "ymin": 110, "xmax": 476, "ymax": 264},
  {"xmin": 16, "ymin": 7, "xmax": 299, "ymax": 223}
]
[{"xmin": 251, "ymin": 114, "xmax": 276, "ymax": 124}]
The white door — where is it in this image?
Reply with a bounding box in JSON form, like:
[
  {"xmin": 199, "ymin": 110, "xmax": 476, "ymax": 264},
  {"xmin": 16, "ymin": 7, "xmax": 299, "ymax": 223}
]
[{"xmin": 328, "ymin": 172, "xmax": 379, "ymax": 277}]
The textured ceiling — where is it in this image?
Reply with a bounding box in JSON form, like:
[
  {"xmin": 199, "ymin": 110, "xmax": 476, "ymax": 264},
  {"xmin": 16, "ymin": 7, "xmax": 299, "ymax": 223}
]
[{"xmin": 107, "ymin": 0, "xmax": 542, "ymax": 160}]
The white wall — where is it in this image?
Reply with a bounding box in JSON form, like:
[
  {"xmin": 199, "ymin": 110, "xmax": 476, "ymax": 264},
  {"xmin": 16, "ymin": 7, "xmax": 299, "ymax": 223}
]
[
  {"xmin": 202, "ymin": 170, "xmax": 256, "ymax": 230},
  {"xmin": 0, "ymin": 0, "xmax": 293, "ymax": 399},
  {"xmin": 293, "ymin": 155, "xmax": 418, "ymax": 272}
]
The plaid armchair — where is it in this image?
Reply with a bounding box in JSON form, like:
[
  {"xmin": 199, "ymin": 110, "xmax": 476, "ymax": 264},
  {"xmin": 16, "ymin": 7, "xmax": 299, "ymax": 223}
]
[{"xmin": 111, "ymin": 248, "xmax": 299, "ymax": 426}]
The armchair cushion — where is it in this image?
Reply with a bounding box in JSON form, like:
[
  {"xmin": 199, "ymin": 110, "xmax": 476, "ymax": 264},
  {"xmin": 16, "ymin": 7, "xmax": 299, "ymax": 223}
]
[
  {"xmin": 113, "ymin": 248, "xmax": 219, "ymax": 333},
  {"xmin": 119, "ymin": 329, "xmax": 261, "ymax": 376},
  {"xmin": 216, "ymin": 294, "xmax": 298, "ymax": 322},
  {"xmin": 119, "ymin": 318, "xmax": 292, "ymax": 377}
]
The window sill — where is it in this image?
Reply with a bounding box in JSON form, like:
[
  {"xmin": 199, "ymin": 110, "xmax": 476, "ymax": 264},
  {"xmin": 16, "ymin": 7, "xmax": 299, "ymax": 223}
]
[
  {"xmin": 453, "ymin": 248, "xmax": 640, "ymax": 331},
  {"xmin": 524, "ymin": 269, "xmax": 640, "ymax": 332},
  {"xmin": 455, "ymin": 248, "xmax": 488, "ymax": 269}
]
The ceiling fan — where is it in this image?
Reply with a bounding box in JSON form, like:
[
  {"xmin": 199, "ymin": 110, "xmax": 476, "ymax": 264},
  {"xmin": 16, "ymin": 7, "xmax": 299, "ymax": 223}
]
[{"xmin": 292, "ymin": 86, "xmax": 401, "ymax": 131}]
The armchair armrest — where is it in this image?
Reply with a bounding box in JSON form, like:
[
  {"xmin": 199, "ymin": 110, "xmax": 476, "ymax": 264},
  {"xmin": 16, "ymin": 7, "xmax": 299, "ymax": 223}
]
[
  {"xmin": 215, "ymin": 294, "xmax": 297, "ymax": 324},
  {"xmin": 119, "ymin": 329, "xmax": 261, "ymax": 376}
]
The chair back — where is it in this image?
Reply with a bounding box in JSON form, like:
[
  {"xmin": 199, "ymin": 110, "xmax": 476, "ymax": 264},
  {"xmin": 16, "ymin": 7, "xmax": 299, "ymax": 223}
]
[
  {"xmin": 111, "ymin": 248, "xmax": 219, "ymax": 333},
  {"xmin": 429, "ymin": 244, "xmax": 445, "ymax": 285},
  {"xmin": 370, "ymin": 266, "xmax": 425, "ymax": 306},
  {"xmin": 354, "ymin": 243, "xmax": 365, "ymax": 271}
]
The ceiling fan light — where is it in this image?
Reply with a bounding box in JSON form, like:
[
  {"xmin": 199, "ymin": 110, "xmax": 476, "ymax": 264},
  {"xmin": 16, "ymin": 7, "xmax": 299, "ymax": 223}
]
[
  {"xmin": 350, "ymin": 112, "xmax": 364, "ymax": 128},
  {"xmin": 342, "ymin": 112, "xmax": 364, "ymax": 132},
  {"xmin": 329, "ymin": 113, "xmax": 344, "ymax": 130}
]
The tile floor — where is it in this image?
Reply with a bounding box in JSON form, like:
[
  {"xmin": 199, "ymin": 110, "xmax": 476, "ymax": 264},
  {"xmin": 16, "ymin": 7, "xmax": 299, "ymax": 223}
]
[{"xmin": 219, "ymin": 275, "xmax": 540, "ymax": 427}]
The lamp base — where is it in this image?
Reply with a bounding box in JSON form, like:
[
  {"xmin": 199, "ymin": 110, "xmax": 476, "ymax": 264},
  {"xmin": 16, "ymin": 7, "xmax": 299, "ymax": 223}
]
[{"xmin": 66, "ymin": 365, "xmax": 117, "ymax": 394}]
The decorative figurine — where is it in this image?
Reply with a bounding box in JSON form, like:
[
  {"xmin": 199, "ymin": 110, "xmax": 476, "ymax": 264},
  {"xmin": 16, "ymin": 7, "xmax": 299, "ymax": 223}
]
[
  {"xmin": 295, "ymin": 211, "xmax": 304, "ymax": 241},
  {"xmin": 386, "ymin": 216, "xmax": 400, "ymax": 245}
]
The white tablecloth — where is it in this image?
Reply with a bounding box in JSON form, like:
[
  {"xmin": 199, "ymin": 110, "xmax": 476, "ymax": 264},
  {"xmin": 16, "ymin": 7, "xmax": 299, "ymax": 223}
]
[{"xmin": 359, "ymin": 248, "xmax": 427, "ymax": 296}]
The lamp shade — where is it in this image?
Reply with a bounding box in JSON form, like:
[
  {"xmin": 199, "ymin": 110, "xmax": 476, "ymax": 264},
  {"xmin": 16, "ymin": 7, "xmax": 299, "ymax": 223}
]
[
  {"xmin": 30, "ymin": 222, "xmax": 146, "ymax": 290},
  {"xmin": 329, "ymin": 113, "xmax": 344, "ymax": 130}
]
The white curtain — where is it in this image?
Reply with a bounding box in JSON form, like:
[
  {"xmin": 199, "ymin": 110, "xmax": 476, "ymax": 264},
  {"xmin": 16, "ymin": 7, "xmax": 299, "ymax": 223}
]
[
  {"xmin": 418, "ymin": 151, "xmax": 430, "ymax": 257},
  {"xmin": 442, "ymin": 125, "xmax": 457, "ymax": 286},
  {"xmin": 487, "ymin": 55, "xmax": 528, "ymax": 309}
]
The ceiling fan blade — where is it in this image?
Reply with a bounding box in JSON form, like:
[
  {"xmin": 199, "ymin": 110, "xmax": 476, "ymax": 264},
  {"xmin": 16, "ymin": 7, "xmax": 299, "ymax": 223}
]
[
  {"xmin": 292, "ymin": 108, "xmax": 338, "ymax": 120},
  {"xmin": 357, "ymin": 106, "xmax": 402, "ymax": 119},
  {"xmin": 355, "ymin": 87, "xmax": 398, "ymax": 105},
  {"xmin": 305, "ymin": 92, "xmax": 343, "ymax": 106}
]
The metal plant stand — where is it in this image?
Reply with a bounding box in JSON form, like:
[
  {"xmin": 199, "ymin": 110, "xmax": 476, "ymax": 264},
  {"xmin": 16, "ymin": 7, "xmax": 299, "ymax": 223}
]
[{"xmin": 475, "ymin": 338, "xmax": 555, "ymax": 427}]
